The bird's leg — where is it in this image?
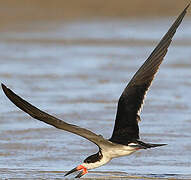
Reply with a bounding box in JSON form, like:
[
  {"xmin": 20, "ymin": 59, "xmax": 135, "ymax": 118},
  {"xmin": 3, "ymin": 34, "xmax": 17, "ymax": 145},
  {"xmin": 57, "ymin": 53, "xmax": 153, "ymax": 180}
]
[{"xmin": 65, "ymin": 165, "xmax": 88, "ymax": 178}]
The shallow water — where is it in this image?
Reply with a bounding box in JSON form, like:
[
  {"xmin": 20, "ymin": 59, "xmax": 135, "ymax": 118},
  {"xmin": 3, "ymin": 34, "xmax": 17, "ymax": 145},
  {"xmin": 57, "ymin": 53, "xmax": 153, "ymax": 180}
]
[{"xmin": 0, "ymin": 17, "xmax": 191, "ymax": 179}]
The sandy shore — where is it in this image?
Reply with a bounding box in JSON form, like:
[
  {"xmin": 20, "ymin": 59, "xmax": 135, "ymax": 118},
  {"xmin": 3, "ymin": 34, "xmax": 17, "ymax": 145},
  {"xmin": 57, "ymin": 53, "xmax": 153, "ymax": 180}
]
[{"xmin": 0, "ymin": 0, "xmax": 190, "ymax": 23}]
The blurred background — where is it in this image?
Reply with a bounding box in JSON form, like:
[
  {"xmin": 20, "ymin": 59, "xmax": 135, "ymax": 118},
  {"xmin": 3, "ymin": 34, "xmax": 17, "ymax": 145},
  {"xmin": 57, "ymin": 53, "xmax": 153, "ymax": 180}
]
[
  {"xmin": 0, "ymin": 0, "xmax": 191, "ymax": 29},
  {"xmin": 0, "ymin": 0, "xmax": 191, "ymax": 179}
]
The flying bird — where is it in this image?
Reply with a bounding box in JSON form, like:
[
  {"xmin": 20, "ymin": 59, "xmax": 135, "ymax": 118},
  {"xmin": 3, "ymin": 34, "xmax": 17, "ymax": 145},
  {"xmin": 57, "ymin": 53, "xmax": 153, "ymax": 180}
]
[{"xmin": 1, "ymin": 4, "xmax": 189, "ymax": 178}]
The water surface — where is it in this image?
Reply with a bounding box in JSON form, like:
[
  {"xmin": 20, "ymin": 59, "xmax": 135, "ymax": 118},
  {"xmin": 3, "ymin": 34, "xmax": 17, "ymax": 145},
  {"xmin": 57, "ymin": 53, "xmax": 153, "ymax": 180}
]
[{"xmin": 0, "ymin": 18, "xmax": 191, "ymax": 179}]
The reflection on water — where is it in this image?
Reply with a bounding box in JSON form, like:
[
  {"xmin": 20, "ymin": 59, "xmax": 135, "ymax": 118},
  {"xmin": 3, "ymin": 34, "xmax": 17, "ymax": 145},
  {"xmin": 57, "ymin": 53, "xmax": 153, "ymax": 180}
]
[{"xmin": 0, "ymin": 18, "xmax": 191, "ymax": 179}]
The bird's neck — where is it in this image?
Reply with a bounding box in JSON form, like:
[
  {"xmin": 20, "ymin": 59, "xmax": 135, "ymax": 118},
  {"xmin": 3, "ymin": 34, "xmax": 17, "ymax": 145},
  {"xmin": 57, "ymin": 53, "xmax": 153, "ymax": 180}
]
[
  {"xmin": 83, "ymin": 150, "xmax": 103, "ymax": 164},
  {"xmin": 82, "ymin": 150, "xmax": 111, "ymax": 170}
]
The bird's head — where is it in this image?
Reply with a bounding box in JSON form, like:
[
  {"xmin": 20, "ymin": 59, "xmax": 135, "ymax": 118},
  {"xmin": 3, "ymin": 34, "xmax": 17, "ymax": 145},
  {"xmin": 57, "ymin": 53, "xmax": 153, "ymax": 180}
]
[{"xmin": 64, "ymin": 151, "xmax": 103, "ymax": 178}]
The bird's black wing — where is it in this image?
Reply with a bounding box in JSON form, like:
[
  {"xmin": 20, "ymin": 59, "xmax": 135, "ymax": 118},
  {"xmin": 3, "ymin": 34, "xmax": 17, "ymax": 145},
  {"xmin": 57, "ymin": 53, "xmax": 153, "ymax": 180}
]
[
  {"xmin": 110, "ymin": 4, "xmax": 189, "ymax": 145},
  {"xmin": 1, "ymin": 84, "xmax": 113, "ymax": 148}
]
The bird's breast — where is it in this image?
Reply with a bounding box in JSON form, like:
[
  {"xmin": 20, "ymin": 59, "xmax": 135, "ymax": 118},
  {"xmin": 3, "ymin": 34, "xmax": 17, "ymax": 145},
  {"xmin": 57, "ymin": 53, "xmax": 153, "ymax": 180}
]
[
  {"xmin": 82, "ymin": 145, "xmax": 138, "ymax": 170},
  {"xmin": 82, "ymin": 155, "xmax": 111, "ymax": 170},
  {"xmin": 104, "ymin": 144, "xmax": 138, "ymax": 158}
]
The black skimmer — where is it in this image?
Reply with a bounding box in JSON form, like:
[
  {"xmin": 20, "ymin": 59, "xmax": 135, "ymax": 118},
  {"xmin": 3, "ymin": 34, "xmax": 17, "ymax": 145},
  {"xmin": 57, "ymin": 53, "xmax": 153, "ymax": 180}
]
[{"xmin": 1, "ymin": 4, "xmax": 189, "ymax": 178}]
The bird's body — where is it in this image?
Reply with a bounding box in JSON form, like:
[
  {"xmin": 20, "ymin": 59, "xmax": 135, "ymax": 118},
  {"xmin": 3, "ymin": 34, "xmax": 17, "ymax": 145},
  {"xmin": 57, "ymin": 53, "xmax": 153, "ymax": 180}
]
[
  {"xmin": 81, "ymin": 140, "xmax": 165, "ymax": 170},
  {"xmin": 1, "ymin": 4, "xmax": 189, "ymax": 178},
  {"xmin": 82, "ymin": 144, "xmax": 136, "ymax": 169}
]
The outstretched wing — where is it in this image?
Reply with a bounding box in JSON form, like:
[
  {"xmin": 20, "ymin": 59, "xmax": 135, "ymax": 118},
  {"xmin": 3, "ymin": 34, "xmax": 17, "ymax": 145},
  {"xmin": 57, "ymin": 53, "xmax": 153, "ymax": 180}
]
[
  {"xmin": 110, "ymin": 4, "xmax": 189, "ymax": 145},
  {"xmin": 1, "ymin": 84, "xmax": 111, "ymax": 148}
]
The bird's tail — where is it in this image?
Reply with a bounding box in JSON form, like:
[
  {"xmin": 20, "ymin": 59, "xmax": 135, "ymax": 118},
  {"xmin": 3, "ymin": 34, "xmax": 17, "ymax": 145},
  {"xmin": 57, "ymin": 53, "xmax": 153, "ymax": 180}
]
[
  {"xmin": 145, "ymin": 143, "xmax": 167, "ymax": 148},
  {"xmin": 129, "ymin": 140, "xmax": 167, "ymax": 149}
]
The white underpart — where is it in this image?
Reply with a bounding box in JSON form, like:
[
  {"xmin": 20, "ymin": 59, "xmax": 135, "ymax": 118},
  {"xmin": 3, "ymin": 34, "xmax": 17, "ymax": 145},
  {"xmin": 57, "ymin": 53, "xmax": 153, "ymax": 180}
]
[
  {"xmin": 138, "ymin": 73, "xmax": 158, "ymax": 116},
  {"xmin": 137, "ymin": 101, "xmax": 144, "ymax": 116},
  {"xmin": 82, "ymin": 143, "xmax": 139, "ymax": 170},
  {"xmin": 137, "ymin": 87, "xmax": 150, "ymax": 116}
]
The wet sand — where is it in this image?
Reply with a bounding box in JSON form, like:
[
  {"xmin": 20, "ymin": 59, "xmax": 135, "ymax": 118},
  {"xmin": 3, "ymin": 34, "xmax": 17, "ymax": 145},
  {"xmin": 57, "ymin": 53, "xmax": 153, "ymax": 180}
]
[{"xmin": 0, "ymin": 1, "xmax": 191, "ymax": 179}]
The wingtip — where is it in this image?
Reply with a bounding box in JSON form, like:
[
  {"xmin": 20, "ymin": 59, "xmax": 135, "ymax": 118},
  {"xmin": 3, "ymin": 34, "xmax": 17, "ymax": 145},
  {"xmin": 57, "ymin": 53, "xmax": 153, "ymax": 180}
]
[
  {"xmin": 185, "ymin": 3, "xmax": 190, "ymax": 11},
  {"xmin": 1, "ymin": 83, "xmax": 12, "ymax": 97},
  {"xmin": 1, "ymin": 83, "xmax": 7, "ymax": 92}
]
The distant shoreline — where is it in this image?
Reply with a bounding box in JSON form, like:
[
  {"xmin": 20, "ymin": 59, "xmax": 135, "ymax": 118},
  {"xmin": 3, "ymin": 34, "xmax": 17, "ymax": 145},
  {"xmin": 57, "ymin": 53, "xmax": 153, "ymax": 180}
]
[{"xmin": 0, "ymin": 0, "xmax": 189, "ymax": 30}]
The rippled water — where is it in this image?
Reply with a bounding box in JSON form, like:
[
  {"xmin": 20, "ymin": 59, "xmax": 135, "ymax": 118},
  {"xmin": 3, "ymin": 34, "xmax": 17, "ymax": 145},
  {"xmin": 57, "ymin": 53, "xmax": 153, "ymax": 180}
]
[{"xmin": 0, "ymin": 17, "xmax": 191, "ymax": 179}]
